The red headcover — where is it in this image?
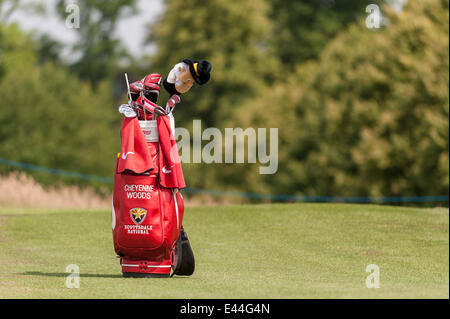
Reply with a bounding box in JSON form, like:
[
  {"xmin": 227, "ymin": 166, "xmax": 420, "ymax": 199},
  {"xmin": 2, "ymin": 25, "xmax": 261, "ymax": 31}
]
[
  {"xmin": 129, "ymin": 81, "xmax": 144, "ymax": 94},
  {"xmin": 143, "ymin": 73, "xmax": 161, "ymax": 91}
]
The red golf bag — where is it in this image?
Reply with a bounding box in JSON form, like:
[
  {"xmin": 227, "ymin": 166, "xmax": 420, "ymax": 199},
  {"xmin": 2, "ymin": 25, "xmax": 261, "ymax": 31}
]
[{"xmin": 112, "ymin": 115, "xmax": 187, "ymax": 277}]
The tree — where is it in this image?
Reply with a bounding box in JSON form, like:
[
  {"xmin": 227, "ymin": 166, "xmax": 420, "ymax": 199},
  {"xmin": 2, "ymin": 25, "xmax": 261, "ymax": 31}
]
[
  {"xmin": 238, "ymin": 0, "xmax": 449, "ymax": 199},
  {"xmin": 267, "ymin": 0, "xmax": 384, "ymax": 67},
  {"xmin": 55, "ymin": 0, "xmax": 137, "ymax": 85},
  {"xmin": 0, "ymin": 24, "xmax": 119, "ymax": 191}
]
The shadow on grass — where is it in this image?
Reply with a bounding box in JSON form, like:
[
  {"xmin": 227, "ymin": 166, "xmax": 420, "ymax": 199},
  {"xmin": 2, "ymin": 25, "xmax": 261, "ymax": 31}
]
[
  {"xmin": 21, "ymin": 271, "xmax": 191, "ymax": 280},
  {"xmin": 21, "ymin": 271, "xmax": 123, "ymax": 279}
]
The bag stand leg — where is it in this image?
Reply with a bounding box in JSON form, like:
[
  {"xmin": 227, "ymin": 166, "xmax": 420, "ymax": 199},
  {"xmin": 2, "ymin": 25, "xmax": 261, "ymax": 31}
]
[{"xmin": 170, "ymin": 226, "xmax": 195, "ymax": 277}]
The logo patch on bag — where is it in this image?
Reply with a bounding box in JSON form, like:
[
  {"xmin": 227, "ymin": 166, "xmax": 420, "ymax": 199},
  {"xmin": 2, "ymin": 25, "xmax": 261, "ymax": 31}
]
[{"xmin": 130, "ymin": 207, "xmax": 147, "ymax": 224}]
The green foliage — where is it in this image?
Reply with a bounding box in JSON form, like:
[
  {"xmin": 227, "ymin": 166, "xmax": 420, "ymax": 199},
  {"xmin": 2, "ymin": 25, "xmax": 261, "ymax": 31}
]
[
  {"xmin": 0, "ymin": 24, "xmax": 119, "ymax": 191},
  {"xmin": 237, "ymin": 0, "xmax": 449, "ymax": 198},
  {"xmin": 145, "ymin": 0, "xmax": 449, "ymax": 201},
  {"xmin": 267, "ymin": 0, "xmax": 384, "ymax": 66},
  {"xmin": 55, "ymin": 0, "xmax": 137, "ymax": 84}
]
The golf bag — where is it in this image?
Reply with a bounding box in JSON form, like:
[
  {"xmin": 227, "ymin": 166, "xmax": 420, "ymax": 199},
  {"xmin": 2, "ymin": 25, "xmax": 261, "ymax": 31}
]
[{"xmin": 112, "ymin": 114, "xmax": 194, "ymax": 277}]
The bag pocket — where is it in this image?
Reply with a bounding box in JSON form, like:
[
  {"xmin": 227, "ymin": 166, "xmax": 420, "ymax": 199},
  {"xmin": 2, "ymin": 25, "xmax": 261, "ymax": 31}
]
[{"xmin": 116, "ymin": 173, "xmax": 164, "ymax": 250}]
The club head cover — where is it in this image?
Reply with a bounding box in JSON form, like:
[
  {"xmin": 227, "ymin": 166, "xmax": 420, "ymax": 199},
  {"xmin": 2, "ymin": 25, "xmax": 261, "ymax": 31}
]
[{"xmin": 130, "ymin": 81, "xmax": 144, "ymax": 94}]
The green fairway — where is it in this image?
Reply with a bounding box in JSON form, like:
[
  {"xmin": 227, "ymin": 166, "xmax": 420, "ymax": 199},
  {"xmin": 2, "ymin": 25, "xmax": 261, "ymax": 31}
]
[{"xmin": 0, "ymin": 203, "xmax": 448, "ymax": 298}]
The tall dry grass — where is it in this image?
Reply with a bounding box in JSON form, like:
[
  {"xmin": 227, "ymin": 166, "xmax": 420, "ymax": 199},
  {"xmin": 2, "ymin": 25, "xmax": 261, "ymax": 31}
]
[
  {"xmin": 0, "ymin": 172, "xmax": 111, "ymax": 209},
  {"xmin": 0, "ymin": 172, "xmax": 231, "ymax": 209}
]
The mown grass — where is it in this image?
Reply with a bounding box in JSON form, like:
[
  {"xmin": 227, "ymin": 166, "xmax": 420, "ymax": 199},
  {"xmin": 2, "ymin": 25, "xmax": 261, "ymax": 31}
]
[{"xmin": 0, "ymin": 203, "xmax": 448, "ymax": 298}]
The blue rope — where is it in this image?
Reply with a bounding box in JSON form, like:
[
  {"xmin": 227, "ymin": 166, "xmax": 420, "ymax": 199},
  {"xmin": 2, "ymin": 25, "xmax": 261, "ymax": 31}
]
[
  {"xmin": 1, "ymin": 158, "xmax": 448, "ymax": 203},
  {"xmin": 0, "ymin": 158, "xmax": 113, "ymax": 183},
  {"xmin": 183, "ymin": 188, "xmax": 449, "ymax": 203}
]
